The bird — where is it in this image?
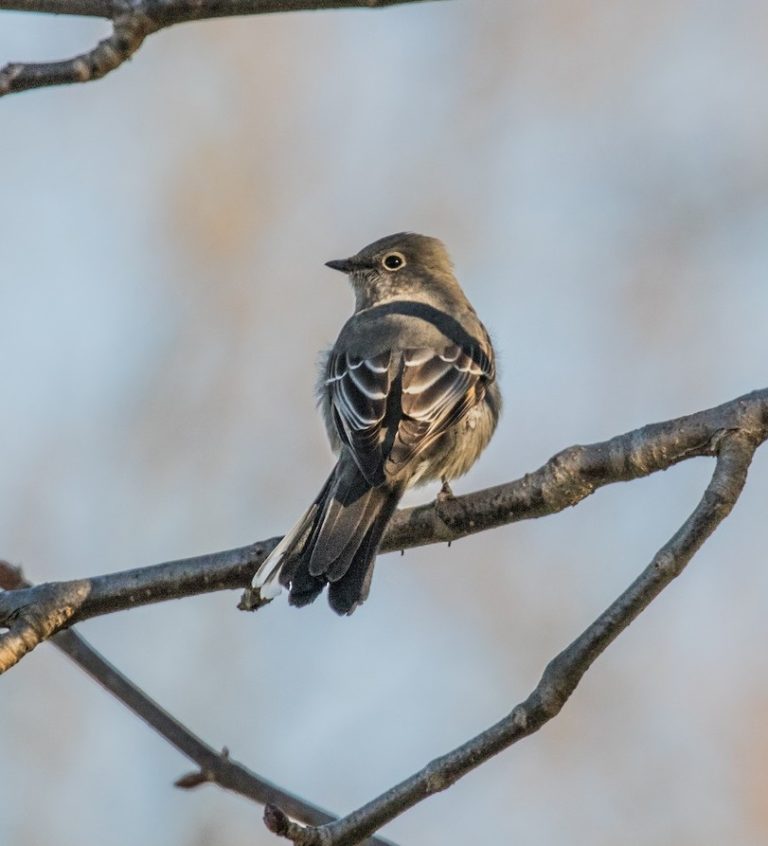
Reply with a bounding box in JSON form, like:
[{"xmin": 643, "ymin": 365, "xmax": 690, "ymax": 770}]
[{"xmin": 251, "ymin": 233, "xmax": 501, "ymax": 615}]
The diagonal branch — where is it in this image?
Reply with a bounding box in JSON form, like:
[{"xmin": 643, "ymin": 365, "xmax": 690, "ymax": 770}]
[
  {"xmin": 54, "ymin": 628, "xmax": 398, "ymax": 846},
  {"xmin": 56, "ymin": 628, "xmax": 334, "ymax": 822},
  {"xmin": 264, "ymin": 429, "xmax": 758, "ymax": 845},
  {"xmin": 0, "ymin": 564, "xmax": 395, "ymax": 845},
  {"xmin": 0, "ymin": 0, "xmax": 438, "ymax": 97},
  {"xmin": 1, "ymin": 388, "xmax": 767, "ymax": 674},
  {"xmin": 0, "ymin": 12, "xmax": 155, "ymax": 96}
]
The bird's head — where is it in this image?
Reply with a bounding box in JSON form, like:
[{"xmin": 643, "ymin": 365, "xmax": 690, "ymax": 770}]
[{"xmin": 325, "ymin": 232, "xmax": 459, "ymax": 310}]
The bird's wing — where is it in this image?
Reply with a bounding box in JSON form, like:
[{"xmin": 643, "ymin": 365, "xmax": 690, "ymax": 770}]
[
  {"xmin": 385, "ymin": 343, "xmax": 493, "ymax": 476},
  {"xmin": 325, "ymin": 349, "xmax": 393, "ymax": 486},
  {"xmin": 327, "ymin": 342, "xmax": 492, "ymax": 485}
]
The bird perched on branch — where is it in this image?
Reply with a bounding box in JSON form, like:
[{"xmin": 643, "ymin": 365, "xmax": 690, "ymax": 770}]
[{"xmin": 251, "ymin": 233, "xmax": 501, "ymax": 615}]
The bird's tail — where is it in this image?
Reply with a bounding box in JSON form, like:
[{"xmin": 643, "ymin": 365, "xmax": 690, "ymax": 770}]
[{"xmin": 252, "ymin": 456, "xmax": 402, "ymax": 615}]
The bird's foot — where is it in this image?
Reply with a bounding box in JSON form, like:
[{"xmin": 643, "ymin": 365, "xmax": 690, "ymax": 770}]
[{"xmin": 436, "ymin": 479, "xmax": 455, "ymax": 503}]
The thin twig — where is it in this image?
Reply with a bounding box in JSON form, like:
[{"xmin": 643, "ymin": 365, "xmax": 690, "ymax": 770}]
[
  {"xmin": 1, "ymin": 388, "xmax": 767, "ymax": 673},
  {"xmin": 0, "ymin": 0, "xmax": 429, "ymax": 15},
  {"xmin": 0, "ymin": 13, "xmax": 155, "ymax": 96},
  {"xmin": 0, "ymin": 0, "xmax": 114, "ymax": 16},
  {"xmin": 53, "ymin": 629, "xmax": 398, "ymax": 846},
  {"xmin": 0, "ymin": 0, "xmax": 436, "ymax": 97},
  {"xmin": 265, "ymin": 430, "xmax": 758, "ymax": 845}
]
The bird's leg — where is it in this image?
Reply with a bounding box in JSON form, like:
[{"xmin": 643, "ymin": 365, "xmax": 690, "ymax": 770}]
[
  {"xmin": 436, "ymin": 478, "xmax": 455, "ymax": 503},
  {"xmin": 435, "ymin": 480, "xmax": 456, "ymax": 547}
]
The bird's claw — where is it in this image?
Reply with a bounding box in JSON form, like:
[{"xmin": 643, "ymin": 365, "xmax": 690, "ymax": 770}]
[{"xmin": 238, "ymin": 587, "xmax": 274, "ymax": 612}]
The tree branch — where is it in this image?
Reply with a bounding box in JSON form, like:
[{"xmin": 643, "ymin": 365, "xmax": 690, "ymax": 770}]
[
  {"xmin": 0, "ymin": 0, "xmax": 437, "ymax": 96},
  {"xmin": 0, "ymin": 0, "xmax": 431, "ymax": 16},
  {"xmin": 0, "ymin": 12, "xmax": 154, "ymax": 96},
  {"xmin": 0, "ymin": 563, "xmax": 396, "ymax": 845},
  {"xmin": 56, "ymin": 630, "xmax": 398, "ymax": 846},
  {"xmin": 0, "ymin": 0, "xmax": 113, "ymax": 17},
  {"xmin": 0, "ymin": 574, "xmax": 90, "ymax": 673},
  {"xmin": 1, "ymin": 389, "xmax": 766, "ymax": 674},
  {"xmin": 263, "ymin": 428, "xmax": 759, "ymax": 845}
]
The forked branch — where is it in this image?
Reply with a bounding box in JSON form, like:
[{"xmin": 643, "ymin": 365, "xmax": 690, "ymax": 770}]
[
  {"xmin": 0, "ymin": 562, "xmax": 396, "ymax": 846},
  {"xmin": 264, "ymin": 430, "xmax": 758, "ymax": 845},
  {"xmin": 0, "ymin": 13, "xmax": 154, "ymax": 96},
  {"xmin": 1, "ymin": 391, "xmax": 765, "ymax": 843},
  {"xmin": 0, "ymin": 0, "xmax": 436, "ymax": 97},
  {"xmin": 1, "ymin": 388, "xmax": 766, "ymax": 674}
]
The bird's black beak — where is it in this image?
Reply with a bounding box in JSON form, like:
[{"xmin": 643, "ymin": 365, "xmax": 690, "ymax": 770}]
[{"xmin": 325, "ymin": 257, "xmax": 358, "ymax": 274}]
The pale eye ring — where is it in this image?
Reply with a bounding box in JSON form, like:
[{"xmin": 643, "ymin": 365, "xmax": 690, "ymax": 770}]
[{"xmin": 382, "ymin": 252, "xmax": 405, "ymax": 271}]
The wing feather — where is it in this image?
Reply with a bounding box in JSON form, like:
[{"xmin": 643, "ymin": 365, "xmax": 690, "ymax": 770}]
[
  {"xmin": 327, "ymin": 343, "xmax": 492, "ymax": 485},
  {"xmin": 326, "ymin": 351, "xmax": 392, "ymax": 485},
  {"xmin": 386, "ymin": 345, "xmax": 491, "ymax": 475}
]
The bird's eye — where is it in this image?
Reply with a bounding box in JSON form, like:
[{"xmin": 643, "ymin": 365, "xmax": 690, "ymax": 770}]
[{"xmin": 382, "ymin": 252, "xmax": 405, "ymax": 271}]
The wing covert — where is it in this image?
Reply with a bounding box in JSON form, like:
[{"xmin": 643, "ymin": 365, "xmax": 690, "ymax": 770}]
[
  {"xmin": 326, "ymin": 350, "xmax": 392, "ymax": 485},
  {"xmin": 327, "ymin": 342, "xmax": 493, "ymax": 484},
  {"xmin": 385, "ymin": 343, "xmax": 492, "ymax": 475}
]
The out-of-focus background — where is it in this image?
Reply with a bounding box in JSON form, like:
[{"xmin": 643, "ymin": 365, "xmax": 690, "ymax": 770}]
[{"xmin": 2, "ymin": 3, "xmax": 768, "ymax": 844}]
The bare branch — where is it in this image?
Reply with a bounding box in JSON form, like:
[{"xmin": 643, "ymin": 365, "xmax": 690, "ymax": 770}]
[
  {"xmin": 0, "ymin": 0, "xmax": 432, "ymax": 16},
  {"xmin": 1, "ymin": 388, "xmax": 766, "ymax": 672},
  {"xmin": 0, "ymin": 577, "xmax": 90, "ymax": 672},
  {"xmin": 143, "ymin": 0, "xmax": 437, "ymax": 27},
  {"xmin": 0, "ymin": 0, "xmax": 437, "ymax": 96},
  {"xmin": 1, "ymin": 388, "xmax": 765, "ymax": 668},
  {"xmin": 378, "ymin": 387, "xmax": 767, "ymax": 551},
  {"xmin": 265, "ymin": 429, "xmax": 758, "ymax": 845},
  {"xmin": 0, "ymin": 13, "xmax": 154, "ymax": 96},
  {"xmin": 0, "ymin": 0, "xmax": 114, "ymax": 16},
  {"xmin": 0, "ymin": 563, "xmax": 395, "ymax": 845},
  {"xmin": 53, "ymin": 628, "xmax": 397, "ymax": 846}
]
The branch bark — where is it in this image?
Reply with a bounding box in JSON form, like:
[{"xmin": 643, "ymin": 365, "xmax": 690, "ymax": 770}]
[
  {"xmin": 0, "ymin": 0, "xmax": 437, "ymax": 96},
  {"xmin": 1, "ymin": 388, "xmax": 766, "ymax": 673}
]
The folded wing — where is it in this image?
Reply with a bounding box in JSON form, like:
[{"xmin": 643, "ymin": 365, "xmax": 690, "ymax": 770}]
[{"xmin": 326, "ymin": 342, "xmax": 493, "ymax": 485}]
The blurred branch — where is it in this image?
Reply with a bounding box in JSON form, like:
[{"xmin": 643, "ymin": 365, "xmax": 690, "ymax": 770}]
[
  {"xmin": 1, "ymin": 0, "xmax": 112, "ymax": 14},
  {"xmin": 0, "ymin": 12, "xmax": 153, "ymax": 96},
  {"xmin": 264, "ymin": 429, "xmax": 758, "ymax": 845},
  {"xmin": 0, "ymin": 0, "xmax": 437, "ymax": 97},
  {"xmin": 1, "ymin": 387, "xmax": 766, "ymax": 673},
  {"xmin": 0, "ymin": 564, "xmax": 395, "ymax": 846}
]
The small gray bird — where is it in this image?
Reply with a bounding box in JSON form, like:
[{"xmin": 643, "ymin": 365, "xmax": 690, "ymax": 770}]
[{"xmin": 252, "ymin": 233, "xmax": 501, "ymax": 614}]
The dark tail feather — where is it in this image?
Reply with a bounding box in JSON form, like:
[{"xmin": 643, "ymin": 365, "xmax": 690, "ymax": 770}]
[
  {"xmin": 252, "ymin": 454, "xmax": 402, "ymax": 615},
  {"xmin": 327, "ymin": 489, "xmax": 402, "ymax": 615},
  {"xmin": 309, "ymin": 467, "xmax": 389, "ymax": 581},
  {"xmin": 286, "ymin": 567, "xmax": 326, "ymax": 607}
]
